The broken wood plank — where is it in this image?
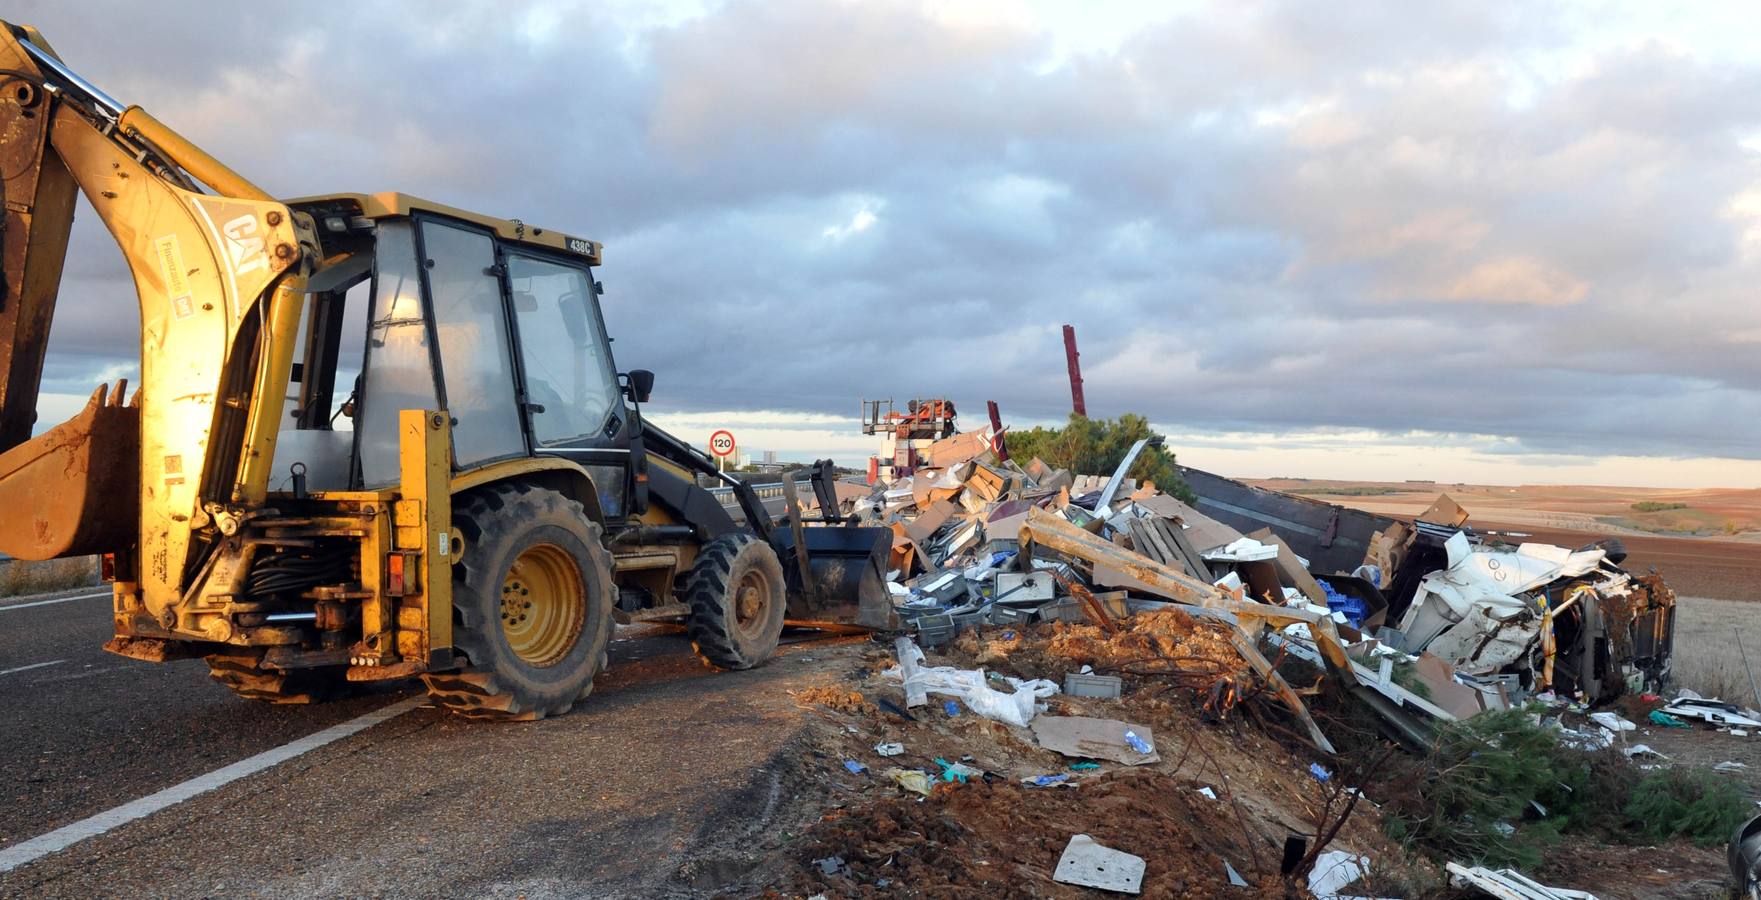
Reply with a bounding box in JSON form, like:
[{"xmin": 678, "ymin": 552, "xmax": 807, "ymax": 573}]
[
  {"xmin": 1019, "ymin": 507, "xmax": 1222, "ymax": 607},
  {"xmin": 1160, "ymin": 517, "xmax": 1214, "ymax": 579}
]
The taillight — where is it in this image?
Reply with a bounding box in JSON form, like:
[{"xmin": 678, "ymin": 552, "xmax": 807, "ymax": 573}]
[{"xmin": 387, "ymin": 552, "xmax": 406, "ymax": 596}]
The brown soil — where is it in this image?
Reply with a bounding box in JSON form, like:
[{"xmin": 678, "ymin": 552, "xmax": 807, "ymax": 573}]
[
  {"xmin": 750, "ymin": 608, "xmax": 1754, "ymax": 899},
  {"xmin": 793, "ymin": 684, "xmax": 879, "ymax": 716},
  {"xmin": 1531, "ymin": 837, "xmax": 1727, "ymax": 900},
  {"xmin": 788, "ymin": 768, "xmax": 1303, "ymax": 898},
  {"xmin": 761, "ymin": 621, "xmax": 1431, "ymax": 898}
]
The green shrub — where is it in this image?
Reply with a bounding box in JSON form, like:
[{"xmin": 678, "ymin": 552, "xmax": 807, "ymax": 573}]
[
  {"xmin": 1630, "ymin": 501, "xmax": 1688, "ymax": 512},
  {"xmin": 1623, "ymin": 767, "xmax": 1751, "ymax": 847},
  {"xmin": 1385, "ymin": 708, "xmax": 1742, "ymax": 867},
  {"xmin": 1386, "ymin": 710, "xmax": 1577, "ymax": 868},
  {"xmin": 1005, "ymin": 413, "xmax": 1193, "ymax": 503}
]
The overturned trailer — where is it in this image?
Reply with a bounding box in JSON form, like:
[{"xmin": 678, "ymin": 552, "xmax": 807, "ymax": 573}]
[{"xmin": 1179, "ymin": 466, "xmax": 1675, "ymax": 705}]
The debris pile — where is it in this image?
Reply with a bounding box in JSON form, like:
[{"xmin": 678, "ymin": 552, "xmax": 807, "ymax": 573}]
[
  {"xmin": 763, "ymin": 428, "xmax": 1736, "ymax": 897},
  {"xmin": 845, "ymin": 430, "xmax": 1678, "ymax": 747}
]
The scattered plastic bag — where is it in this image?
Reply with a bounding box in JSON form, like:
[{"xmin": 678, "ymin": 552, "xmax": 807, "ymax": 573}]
[
  {"xmin": 884, "ymin": 638, "xmax": 1060, "ymax": 726},
  {"xmin": 874, "ymin": 742, "xmax": 905, "ymax": 757},
  {"xmin": 934, "ymin": 757, "xmax": 981, "ymax": 783},
  {"xmin": 1649, "ymin": 710, "xmax": 1690, "ymax": 729},
  {"xmin": 1308, "ymin": 850, "xmax": 1371, "ymax": 899},
  {"xmin": 883, "ymin": 767, "xmax": 933, "ymax": 796},
  {"xmin": 1123, "ymin": 730, "xmax": 1152, "ymax": 755},
  {"xmin": 843, "ymin": 760, "xmax": 868, "ymax": 775}
]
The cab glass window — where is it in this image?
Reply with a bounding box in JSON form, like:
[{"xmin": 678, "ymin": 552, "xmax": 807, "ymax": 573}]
[
  {"xmin": 421, "ymin": 220, "xmax": 526, "ymax": 467},
  {"xmin": 356, "ymin": 221, "xmax": 438, "ymax": 488},
  {"xmin": 506, "ymin": 254, "xmax": 620, "ymax": 446}
]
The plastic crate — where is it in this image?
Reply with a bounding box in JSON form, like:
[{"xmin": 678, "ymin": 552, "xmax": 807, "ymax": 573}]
[
  {"xmin": 988, "ymin": 603, "xmax": 1040, "ymax": 626},
  {"xmin": 1063, "ymin": 673, "xmax": 1123, "ymax": 699},
  {"xmin": 950, "ymin": 609, "xmax": 986, "ymax": 634},
  {"xmin": 914, "ymin": 614, "xmax": 956, "ymax": 647},
  {"xmin": 1040, "ymin": 599, "xmax": 1086, "ymax": 624}
]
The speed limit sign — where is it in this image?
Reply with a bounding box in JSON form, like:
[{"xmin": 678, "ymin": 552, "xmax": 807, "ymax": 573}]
[{"xmin": 709, "ymin": 430, "xmax": 736, "ymax": 458}]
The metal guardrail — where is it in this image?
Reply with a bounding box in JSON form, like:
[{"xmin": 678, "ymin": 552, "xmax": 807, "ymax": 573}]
[{"xmin": 704, "ymin": 483, "xmax": 790, "ymax": 507}]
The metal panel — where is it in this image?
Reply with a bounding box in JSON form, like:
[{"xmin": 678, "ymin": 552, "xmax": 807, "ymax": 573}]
[{"xmin": 1179, "ymin": 466, "xmax": 1396, "ymax": 574}]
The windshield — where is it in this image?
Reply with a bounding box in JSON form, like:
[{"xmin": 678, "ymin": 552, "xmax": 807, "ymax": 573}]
[{"xmin": 506, "ymin": 254, "xmax": 620, "ymax": 445}]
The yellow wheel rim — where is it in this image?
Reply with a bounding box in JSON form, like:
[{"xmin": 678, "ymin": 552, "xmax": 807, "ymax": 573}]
[
  {"xmin": 500, "ymin": 543, "xmax": 585, "ymax": 667},
  {"xmin": 733, "ymin": 566, "xmax": 773, "ymax": 640}
]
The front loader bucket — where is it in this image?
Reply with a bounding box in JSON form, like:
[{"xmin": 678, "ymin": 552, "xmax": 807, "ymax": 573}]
[
  {"xmin": 0, "ymin": 380, "xmax": 137, "ymax": 559},
  {"xmin": 770, "ymin": 525, "xmax": 894, "ymax": 630}
]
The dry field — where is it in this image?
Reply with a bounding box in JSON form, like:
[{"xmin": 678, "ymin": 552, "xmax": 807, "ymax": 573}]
[
  {"xmin": 1250, "ymin": 478, "xmax": 1761, "ymax": 538},
  {"xmin": 0, "ymin": 556, "xmax": 98, "ymax": 596},
  {"xmin": 1674, "ymin": 595, "xmax": 1761, "ymax": 705}
]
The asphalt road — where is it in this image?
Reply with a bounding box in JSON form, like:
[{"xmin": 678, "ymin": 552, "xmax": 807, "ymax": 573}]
[{"xmin": 0, "ymin": 590, "xmax": 862, "ymax": 898}]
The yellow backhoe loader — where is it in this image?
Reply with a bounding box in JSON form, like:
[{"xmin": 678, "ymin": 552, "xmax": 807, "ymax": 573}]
[{"xmin": 0, "ymin": 23, "xmax": 890, "ymax": 719}]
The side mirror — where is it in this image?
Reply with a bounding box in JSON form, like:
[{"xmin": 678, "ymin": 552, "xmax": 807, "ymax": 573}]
[{"xmin": 626, "ymin": 369, "xmax": 655, "ymax": 403}]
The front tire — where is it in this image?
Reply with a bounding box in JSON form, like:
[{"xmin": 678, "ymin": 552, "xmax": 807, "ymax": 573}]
[
  {"xmin": 422, "ymin": 483, "xmax": 614, "ymax": 721},
  {"xmin": 683, "ymin": 533, "xmax": 787, "ymax": 670}
]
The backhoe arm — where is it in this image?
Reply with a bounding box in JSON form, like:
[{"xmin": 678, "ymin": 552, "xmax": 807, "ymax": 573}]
[
  {"xmin": 0, "ymin": 22, "xmax": 317, "ymax": 627},
  {"xmin": 0, "ymin": 25, "xmax": 78, "ymax": 452}
]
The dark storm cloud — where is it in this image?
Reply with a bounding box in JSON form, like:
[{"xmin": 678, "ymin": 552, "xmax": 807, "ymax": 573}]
[{"xmin": 14, "ymin": 0, "xmax": 1761, "ymax": 460}]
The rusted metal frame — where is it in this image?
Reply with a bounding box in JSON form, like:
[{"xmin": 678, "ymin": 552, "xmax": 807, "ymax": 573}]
[{"xmin": 1062, "ymin": 324, "xmax": 1086, "ymax": 417}]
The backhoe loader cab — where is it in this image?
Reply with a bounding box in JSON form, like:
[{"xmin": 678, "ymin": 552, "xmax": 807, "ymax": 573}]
[
  {"xmin": 274, "ymin": 193, "xmax": 629, "ymax": 504},
  {"xmin": 0, "ymin": 22, "xmax": 891, "ymax": 719}
]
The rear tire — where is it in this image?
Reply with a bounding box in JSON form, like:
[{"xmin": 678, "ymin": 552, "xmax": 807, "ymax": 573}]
[
  {"xmin": 683, "ymin": 533, "xmax": 787, "ymax": 670},
  {"xmin": 1580, "ymin": 537, "xmax": 1629, "ymax": 565},
  {"xmin": 422, "ymin": 483, "xmax": 614, "ymax": 721},
  {"xmin": 205, "ymin": 651, "xmax": 349, "ymax": 705}
]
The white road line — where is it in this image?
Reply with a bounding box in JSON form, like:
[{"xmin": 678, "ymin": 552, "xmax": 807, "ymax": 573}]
[
  {"xmin": 0, "ymin": 591, "xmax": 109, "ymax": 612},
  {"xmin": 0, "ymin": 695, "xmax": 426, "ymax": 873},
  {"xmin": 0, "ymin": 660, "xmax": 66, "ymax": 677}
]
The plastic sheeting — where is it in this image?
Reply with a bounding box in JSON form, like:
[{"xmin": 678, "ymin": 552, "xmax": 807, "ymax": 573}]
[{"xmin": 886, "ymin": 638, "xmax": 1059, "ymax": 726}]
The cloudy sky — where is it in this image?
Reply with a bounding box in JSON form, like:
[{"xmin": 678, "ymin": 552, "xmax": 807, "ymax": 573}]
[{"xmin": 17, "ymin": 0, "xmax": 1761, "ymax": 486}]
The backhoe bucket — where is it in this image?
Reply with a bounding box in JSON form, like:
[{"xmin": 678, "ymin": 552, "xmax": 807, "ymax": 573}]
[
  {"xmin": 770, "ymin": 525, "xmax": 894, "ymax": 629},
  {"xmin": 0, "ymin": 380, "xmax": 137, "ymax": 560}
]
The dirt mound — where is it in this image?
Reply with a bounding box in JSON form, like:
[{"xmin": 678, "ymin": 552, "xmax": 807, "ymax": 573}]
[
  {"xmin": 1043, "ymin": 609, "xmax": 1247, "ymax": 678},
  {"xmin": 752, "ymin": 623, "xmax": 1430, "ymax": 897},
  {"xmin": 792, "ymin": 683, "xmax": 878, "ymax": 715},
  {"xmin": 789, "ymin": 768, "xmax": 1302, "ymax": 898}
]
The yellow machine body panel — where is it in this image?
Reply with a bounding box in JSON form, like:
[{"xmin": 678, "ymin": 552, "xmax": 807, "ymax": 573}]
[{"xmin": 46, "ymin": 103, "xmax": 312, "ymax": 614}]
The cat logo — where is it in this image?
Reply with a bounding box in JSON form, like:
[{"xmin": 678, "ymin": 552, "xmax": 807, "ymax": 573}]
[{"xmin": 221, "ymin": 214, "xmax": 268, "ymax": 275}]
